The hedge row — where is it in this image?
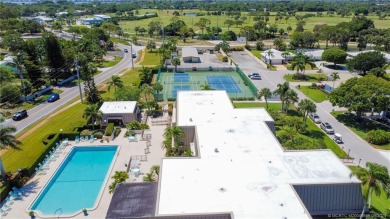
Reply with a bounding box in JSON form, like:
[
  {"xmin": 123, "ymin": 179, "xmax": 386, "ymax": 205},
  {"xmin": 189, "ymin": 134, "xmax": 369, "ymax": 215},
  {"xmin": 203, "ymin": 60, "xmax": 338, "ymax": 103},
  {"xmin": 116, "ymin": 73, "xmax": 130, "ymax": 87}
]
[
  {"xmin": 105, "ymin": 123, "xmax": 115, "ymax": 136},
  {"xmin": 230, "ymin": 97, "xmax": 256, "ymax": 101}
]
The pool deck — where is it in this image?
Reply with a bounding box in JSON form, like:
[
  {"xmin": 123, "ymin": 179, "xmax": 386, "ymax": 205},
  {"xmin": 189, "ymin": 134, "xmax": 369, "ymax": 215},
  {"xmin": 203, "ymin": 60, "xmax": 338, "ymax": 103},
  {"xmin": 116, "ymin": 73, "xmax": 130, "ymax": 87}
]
[{"xmin": 3, "ymin": 116, "xmax": 167, "ymax": 219}]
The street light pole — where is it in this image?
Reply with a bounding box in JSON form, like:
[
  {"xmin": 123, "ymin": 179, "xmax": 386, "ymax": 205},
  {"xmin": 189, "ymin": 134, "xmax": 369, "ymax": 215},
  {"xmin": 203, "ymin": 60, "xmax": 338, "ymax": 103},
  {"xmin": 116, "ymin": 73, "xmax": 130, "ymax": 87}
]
[{"xmin": 130, "ymin": 42, "xmax": 134, "ymax": 70}]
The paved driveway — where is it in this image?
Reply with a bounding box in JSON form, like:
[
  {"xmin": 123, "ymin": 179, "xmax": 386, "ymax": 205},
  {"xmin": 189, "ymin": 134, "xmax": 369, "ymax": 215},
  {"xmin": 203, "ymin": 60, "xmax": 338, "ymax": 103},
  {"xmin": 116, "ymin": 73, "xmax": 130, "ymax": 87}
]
[{"xmin": 230, "ymin": 51, "xmax": 390, "ymax": 167}]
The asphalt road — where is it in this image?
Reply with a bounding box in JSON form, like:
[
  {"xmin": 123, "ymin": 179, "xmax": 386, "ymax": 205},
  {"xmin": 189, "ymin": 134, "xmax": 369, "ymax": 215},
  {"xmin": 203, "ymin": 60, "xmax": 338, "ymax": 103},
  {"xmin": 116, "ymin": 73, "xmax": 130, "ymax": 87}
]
[
  {"xmin": 230, "ymin": 51, "xmax": 390, "ymax": 167},
  {"xmin": 5, "ymin": 44, "xmax": 143, "ymax": 134}
]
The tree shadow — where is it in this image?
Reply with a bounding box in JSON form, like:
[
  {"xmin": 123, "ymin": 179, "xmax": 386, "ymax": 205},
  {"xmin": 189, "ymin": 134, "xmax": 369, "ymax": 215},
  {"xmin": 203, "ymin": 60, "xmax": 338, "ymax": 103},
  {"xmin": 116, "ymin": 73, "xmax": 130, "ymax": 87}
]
[
  {"xmin": 335, "ymin": 113, "xmax": 390, "ymax": 133},
  {"xmin": 324, "ymin": 64, "xmax": 347, "ymax": 71}
]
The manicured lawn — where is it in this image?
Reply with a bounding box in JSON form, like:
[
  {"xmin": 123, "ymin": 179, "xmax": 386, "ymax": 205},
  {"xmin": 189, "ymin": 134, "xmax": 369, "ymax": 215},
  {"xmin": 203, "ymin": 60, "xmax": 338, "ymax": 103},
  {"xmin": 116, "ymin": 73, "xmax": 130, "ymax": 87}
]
[
  {"xmin": 250, "ymin": 50, "xmax": 262, "ymax": 58},
  {"xmin": 298, "ymin": 86, "xmax": 329, "ymax": 103},
  {"xmin": 286, "ymin": 63, "xmax": 319, "ymax": 71},
  {"xmin": 140, "ymin": 50, "xmax": 161, "ymax": 66},
  {"xmin": 101, "ymin": 56, "xmax": 123, "ymax": 68},
  {"xmin": 349, "ymin": 166, "xmax": 390, "ymax": 214},
  {"xmin": 99, "ymin": 68, "xmax": 141, "ymax": 99},
  {"xmin": 332, "ymin": 111, "xmax": 390, "ymax": 150},
  {"xmin": 234, "ymin": 102, "xmax": 347, "ymax": 158},
  {"xmin": 284, "ymin": 73, "xmax": 327, "ymax": 82},
  {"xmin": 2, "ymin": 103, "xmax": 87, "ymax": 173},
  {"xmin": 111, "ymin": 37, "xmax": 130, "ymax": 45}
]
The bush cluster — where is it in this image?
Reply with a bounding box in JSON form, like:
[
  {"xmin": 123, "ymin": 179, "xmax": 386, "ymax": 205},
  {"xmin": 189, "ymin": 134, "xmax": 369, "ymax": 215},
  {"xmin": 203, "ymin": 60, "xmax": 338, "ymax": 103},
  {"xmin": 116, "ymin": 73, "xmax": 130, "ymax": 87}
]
[
  {"xmin": 222, "ymin": 56, "xmax": 228, "ymax": 62},
  {"xmin": 104, "ymin": 123, "xmax": 115, "ymax": 136},
  {"xmin": 230, "ymin": 97, "xmax": 256, "ymax": 101},
  {"xmin": 115, "ymin": 127, "xmax": 121, "ymax": 137},
  {"xmin": 366, "ymin": 130, "xmax": 390, "ymax": 145}
]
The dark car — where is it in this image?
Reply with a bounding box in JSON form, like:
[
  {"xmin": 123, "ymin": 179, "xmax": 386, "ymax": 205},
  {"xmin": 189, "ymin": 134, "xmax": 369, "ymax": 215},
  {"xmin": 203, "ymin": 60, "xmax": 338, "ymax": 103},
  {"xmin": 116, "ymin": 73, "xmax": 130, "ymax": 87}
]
[
  {"xmin": 124, "ymin": 49, "xmax": 128, "ymax": 53},
  {"xmin": 12, "ymin": 109, "xmax": 28, "ymax": 121},
  {"xmin": 47, "ymin": 93, "xmax": 60, "ymax": 102},
  {"xmin": 132, "ymin": 53, "xmax": 137, "ymax": 58},
  {"xmin": 248, "ymin": 73, "xmax": 261, "ymax": 80}
]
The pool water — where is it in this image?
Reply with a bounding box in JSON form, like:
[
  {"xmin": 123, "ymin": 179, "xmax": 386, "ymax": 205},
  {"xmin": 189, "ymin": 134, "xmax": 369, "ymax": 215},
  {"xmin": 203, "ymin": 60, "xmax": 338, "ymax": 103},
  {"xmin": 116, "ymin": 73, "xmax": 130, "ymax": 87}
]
[{"xmin": 30, "ymin": 146, "xmax": 118, "ymax": 216}]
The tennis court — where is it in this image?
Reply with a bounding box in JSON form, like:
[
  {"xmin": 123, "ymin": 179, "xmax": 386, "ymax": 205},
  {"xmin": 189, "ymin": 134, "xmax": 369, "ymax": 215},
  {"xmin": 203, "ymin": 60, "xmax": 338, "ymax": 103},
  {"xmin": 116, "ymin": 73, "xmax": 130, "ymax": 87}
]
[{"xmin": 158, "ymin": 71, "xmax": 256, "ymax": 100}]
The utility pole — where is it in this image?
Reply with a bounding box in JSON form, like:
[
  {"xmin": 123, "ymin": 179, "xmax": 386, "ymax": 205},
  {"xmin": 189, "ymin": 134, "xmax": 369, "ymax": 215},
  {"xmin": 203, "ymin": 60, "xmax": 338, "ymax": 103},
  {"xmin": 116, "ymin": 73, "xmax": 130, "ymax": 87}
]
[
  {"xmin": 130, "ymin": 42, "xmax": 134, "ymax": 70},
  {"xmin": 75, "ymin": 58, "xmax": 83, "ymax": 103},
  {"xmin": 20, "ymin": 67, "xmax": 26, "ymax": 102}
]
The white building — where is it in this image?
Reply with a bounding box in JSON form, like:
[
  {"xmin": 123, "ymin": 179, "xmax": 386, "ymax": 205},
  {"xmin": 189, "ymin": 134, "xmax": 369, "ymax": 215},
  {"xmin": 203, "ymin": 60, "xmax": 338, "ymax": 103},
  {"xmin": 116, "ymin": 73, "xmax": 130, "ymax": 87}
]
[
  {"xmin": 302, "ymin": 49, "xmax": 324, "ymax": 61},
  {"xmin": 182, "ymin": 47, "xmax": 201, "ymax": 63},
  {"xmin": 33, "ymin": 16, "xmax": 54, "ymax": 24},
  {"xmin": 261, "ymin": 49, "xmax": 294, "ymax": 65},
  {"xmin": 55, "ymin": 11, "xmax": 68, "ymax": 17},
  {"xmin": 107, "ymin": 91, "xmax": 364, "ymax": 219},
  {"xmin": 99, "ymin": 101, "xmax": 139, "ymax": 126}
]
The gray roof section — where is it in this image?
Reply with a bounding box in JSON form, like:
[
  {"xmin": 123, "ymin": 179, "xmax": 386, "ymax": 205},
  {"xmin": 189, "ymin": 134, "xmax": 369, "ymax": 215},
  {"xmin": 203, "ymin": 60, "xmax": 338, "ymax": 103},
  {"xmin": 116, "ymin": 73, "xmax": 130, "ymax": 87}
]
[
  {"xmin": 106, "ymin": 182, "xmax": 158, "ymax": 219},
  {"xmin": 182, "ymin": 47, "xmax": 199, "ymax": 58},
  {"xmin": 293, "ymin": 183, "xmax": 365, "ymax": 216}
]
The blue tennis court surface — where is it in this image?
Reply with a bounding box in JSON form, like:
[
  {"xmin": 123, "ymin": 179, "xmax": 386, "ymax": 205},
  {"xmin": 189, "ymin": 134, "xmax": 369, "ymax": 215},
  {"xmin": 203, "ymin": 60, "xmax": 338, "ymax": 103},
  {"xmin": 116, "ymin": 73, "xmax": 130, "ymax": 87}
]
[
  {"xmin": 174, "ymin": 73, "xmax": 189, "ymax": 83},
  {"xmin": 206, "ymin": 76, "xmax": 242, "ymax": 93},
  {"xmin": 172, "ymin": 85, "xmax": 191, "ymax": 98}
]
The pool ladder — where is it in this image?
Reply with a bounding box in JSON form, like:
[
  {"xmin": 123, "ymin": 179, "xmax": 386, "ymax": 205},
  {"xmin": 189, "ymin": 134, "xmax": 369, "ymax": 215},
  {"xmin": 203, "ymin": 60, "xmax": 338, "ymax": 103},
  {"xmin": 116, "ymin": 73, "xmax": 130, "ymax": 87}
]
[{"xmin": 54, "ymin": 208, "xmax": 63, "ymax": 218}]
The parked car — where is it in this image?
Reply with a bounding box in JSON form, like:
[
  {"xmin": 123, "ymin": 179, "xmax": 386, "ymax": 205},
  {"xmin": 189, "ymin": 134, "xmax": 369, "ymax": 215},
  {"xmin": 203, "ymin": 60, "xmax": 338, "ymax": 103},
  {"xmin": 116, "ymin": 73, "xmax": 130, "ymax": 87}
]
[
  {"xmin": 309, "ymin": 113, "xmax": 321, "ymax": 123},
  {"xmin": 47, "ymin": 93, "xmax": 60, "ymax": 102},
  {"xmin": 12, "ymin": 109, "xmax": 28, "ymax": 121},
  {"xmin": 124, "ymin": 49, "xmax": 128, "ymax": 53},
  {"xmin": 320, "ymin": 122, "xmax": 334, "ymax": 134},
  {"xmin": 132, "ymin": 53, "xmax": 137, "ymax": 58},
  {"xmin": 248, "ymin": 73, "xmax": 261, "ymax": 80}
]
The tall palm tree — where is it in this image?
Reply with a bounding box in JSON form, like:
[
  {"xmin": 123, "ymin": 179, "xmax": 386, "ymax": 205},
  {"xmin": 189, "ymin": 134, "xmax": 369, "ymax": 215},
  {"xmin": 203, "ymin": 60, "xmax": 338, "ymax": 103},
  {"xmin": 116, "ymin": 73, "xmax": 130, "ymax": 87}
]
[
  {"xmin": 141, "ymin": 84, "xmax": 154, "ymax": 103},
  {"xmin": 138, "ymin": 66, "xmax": 153, "ymax": 84},
  {"xmin": 201, "ymin": 83, "xmax": 214, "ymax": 90},
  {"xmin": 350, "ymin": 162, "xmax": 390, "ymax": 215},
  {"xmin": 143, "ymin": 173, "xmax": 156, "ymax": 182},
  {"xmin": 330, "ymin": 72, "xmax": 340, "ymax": 89},
  {"xmin": 107, "ymin": 75, "xmax": 124, "ymax": 100},
  {"xmin": 83, "ymin": 104, "xmax": 102, "ymax": 130},
  {"xmin": 301, "ymin": 54, "xmax": 316, "ymax": 74},
  {"xmin": 153, "ymin": 82, "xmax": 164, "ymax": 100},
  {"xmin": 281, "ymin": 51, "xmax": 291, "ymax": 63},
  {"xmin": 273, "ymin": 82, "xmax": 290, "ymax": 113},
  {"xmin": 284, "ymin": 89, "xmax": 299, "ymax": 112},
  {"xmin": 172, "ymin": 57, "xmax": 181, "ymax": 72},
  {"xmin": 258, "ymin": 88, "xmax": 272, "ymax": 109},
  {"xmin": 0, "ymin": 118, "xmax": 21, "ymax": 179},
  {"xmin": 290, "ymin": 53, "xmax": 305, "ymax": 74},
  {"xmin": 164, "ymin": 126, "xmax": 184, "ymax": 146},
  {"xmin": 298, "ymin": 99, "xmax": 317, "ymax": 127},
  {"xmin": 265, "ymin": 49, "xmax": 274, "ymax": 66}
]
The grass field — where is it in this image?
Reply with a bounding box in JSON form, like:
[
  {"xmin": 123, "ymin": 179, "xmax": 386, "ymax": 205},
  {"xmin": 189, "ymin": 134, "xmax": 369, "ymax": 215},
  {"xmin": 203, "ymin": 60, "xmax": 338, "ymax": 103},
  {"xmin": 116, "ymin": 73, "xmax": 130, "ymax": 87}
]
[
  {"xmin": 332, "ymin": 111, "xmax": 390, "ymax": 150},
  {"xmin": 101, "ymin": 56, "xmax": 123, "ymax": 68},
  {"xmin": 233, "ymin": 102, "xmax": 347, "ymax": 158},
  {"xmin": 286, "ymin": 63, "xmax": 319, "ymax": 71},
  {"xmin": 349, "ymin": 166, "xmax": 390, "ymax": 214},
  {"xmin": 298, "ymin": 86, "xmax": 329, "ymax": 103},
  {"xmin": 250, "ymin": 50, "xmax": 262, "ymax": 58},
  {"xmin": 284, "ymin": 73, "xmax": 326, "ymax": 82},
  {"xmin": 140, "ymin": 50, "xmax": 161, "ymax": 66},
  {"xmin": 2, "ymin": 68, "xmax": 141, "ymax": 173},
  {"xmin": 119, "ymin": 9, "xmax": 389, "ymax": 35}
]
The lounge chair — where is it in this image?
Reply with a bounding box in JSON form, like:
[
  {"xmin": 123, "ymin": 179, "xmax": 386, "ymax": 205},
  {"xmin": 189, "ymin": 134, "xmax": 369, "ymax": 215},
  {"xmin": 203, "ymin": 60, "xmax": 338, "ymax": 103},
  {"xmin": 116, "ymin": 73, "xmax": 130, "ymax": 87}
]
[
  {"xmin": 9, "ymin": 191, "xmax": 22, "ymax": 200},
  {"xmin": 5, "ymin": 197, "xmax": 14, "ymax": 205},
  {"xmin": 45, "ymin": 154, "xmax": 56, "ymax": 161},
  {"xmin": 35, "ymin": 167, "xmax": 47, "ymax": 175},
  {"xmin": 49, "ymin": 151, "xmax": 60, "ymax": 158},
  {"xmin": 80, "ymin": 136, "xmax": 85, "ymax": 142},
  {"xmin": 1, "ymin": 204, "xmax": 11, "ymax": 213},
  {"xmin": 38, "ymin": 163, "xmax": 50, "ymax": 170},
  {"xmin": 89, "ymin": 135, "xmax": 94, "ymax": 143},
  {"xmin": 85, "ymin": 136, "xmax": 89, "ymax": 142},
  {"xmin": 75, "ymin": 135, "xmax": 80, "ymax": 143}
]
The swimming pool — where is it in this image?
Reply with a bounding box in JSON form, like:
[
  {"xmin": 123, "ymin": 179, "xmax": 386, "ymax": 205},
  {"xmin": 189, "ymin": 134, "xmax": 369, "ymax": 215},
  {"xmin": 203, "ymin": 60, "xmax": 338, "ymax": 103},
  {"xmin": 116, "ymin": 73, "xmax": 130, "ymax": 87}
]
[{"xmin": 29, "ymin": 146, "xmax": 118, "ymax": 217}]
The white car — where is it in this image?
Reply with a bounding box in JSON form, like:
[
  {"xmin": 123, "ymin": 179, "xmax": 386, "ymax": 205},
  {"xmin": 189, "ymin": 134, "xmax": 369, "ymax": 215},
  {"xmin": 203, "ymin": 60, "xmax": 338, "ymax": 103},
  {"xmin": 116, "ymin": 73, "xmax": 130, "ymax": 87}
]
[
  {"xmin": 248, "ymin": 73, "xmax": 261, "ymax": 80},
  {"xmin": 309, "ymin": 113, "xmax": 321, "ymax": 124}
]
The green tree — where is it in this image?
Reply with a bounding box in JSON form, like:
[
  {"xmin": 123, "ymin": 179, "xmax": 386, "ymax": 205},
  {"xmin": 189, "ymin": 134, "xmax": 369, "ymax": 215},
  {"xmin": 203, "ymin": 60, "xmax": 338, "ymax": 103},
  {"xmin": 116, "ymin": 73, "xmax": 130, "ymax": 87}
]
[
  {"xmin": 164, "ymin": 126, "xmax": 184, "ymax": 146},
  {"xmin": 195, "ymin": 18, "xmax": 211, "ymax": 34},
  {"xmin": 82, "ymin": 62, "xmax": 102, "ymax": 104},
  {"xmin": 0, "ymin": 66, "xmax": 13, "ymax": 85},
  {"xmin": 347, "ymin": 51, "xmax": 387, "ymax": 75},
  {"xmin": 0, "ymin": 84, "xmax": 21, "ymax": 104},
  {"xmin": 274, "ymin": 82, "xmax": 290, "ymax": 113},
  {"xmin": 146, "ymin": 40, "xmax": 156, "ymax": 52},
  {"xmin": 321, "ymin": 48, "xmax": 347, "ymax": 68},
  {"xmin": 201, "ymin": 83, "xmax": 214, "ymax": 90},
  {"xmin": 107, "ymin": 75, "xmax": 124, "ymax": 99},
  {"xmin": 140, "ymin": 84, "xmax": 154, "ymax": 104},
  {"xmin": 369, "ymin": 67, "xmax": 386, "ymax": 78},
  {"xmin": 284, "ymin": 89, "xmax": 299, "ymax": 112},
  {"xmin": 83, "ymin": 104, "xmax": 102, "ymax": 130},
  {"xmin": 43, "ymin": 33, "xmax": 66, "ymax": 83},
  {"xmin": 138, "ymin": 66, "xmax": 153, "ymax": 85},
  {"xmin": 330, "ymin": 72, "xmax": 340, "ymax": 89},
  {"xmin": 143, "ymin": 173, "xmax": 156, "ymax": 182},
  {"xmin": 224, "ymin": 19, "xmax": 235, "ymax": 31},
  {"xmin": 214, "ymin": 40, "xmax": 230, "ymax": 54},
  {"xmin": 0, "ymin": 118, "xmax": 21, "ymax": 179},
  {"xmin": 115, "ymin": 87, "xmax": 140, "ymax": 101},
  {"xmin": 51, "ymin": 21, "xmax": 63, "ymax": 32},
  {"xmin": 298, "ymin": 99, "xmax": 317, "ymax": 127},
  {"xmin": 350, "ymin": 162, "xmax": 390, "ymax": 210},
  {"xmin": 265, "ymin": 49, "xmax": 274, "ymax": 66},
  {"xmin": 258, "ymin": 88, "xmax": 272, "ymax": 109},
  {"xmin": 109, "ymin": 171, "xmax": 129, "ymax": 193},
  {"xmin": 172, "ymin": 57, "xmax": 181, "ymax": 72},
  {"xmin": 101, "ymin": 22, "xmax": 118, "ymax": 36}
]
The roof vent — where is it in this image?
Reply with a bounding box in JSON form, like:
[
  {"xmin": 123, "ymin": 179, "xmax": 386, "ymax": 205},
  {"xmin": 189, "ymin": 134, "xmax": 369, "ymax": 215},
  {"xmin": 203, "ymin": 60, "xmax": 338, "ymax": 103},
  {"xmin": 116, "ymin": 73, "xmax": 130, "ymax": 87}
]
[
  {"xmin": 280, "ymin": 203, "xmax": 284, "ymax": 207},
  {"xmin": 189, "ymin": 118, "xmax": 193, "ymax": 122},
  {"xmin": 219, "ymin": 187, "xmax": 226, "ymax": 192},
  {"xmin": 214, "ymin": 148, "xmax": 219, "ymax": 153},
  {"xmin": 269, "ymin": 161, "xmax": 272, "ymax": 163}
]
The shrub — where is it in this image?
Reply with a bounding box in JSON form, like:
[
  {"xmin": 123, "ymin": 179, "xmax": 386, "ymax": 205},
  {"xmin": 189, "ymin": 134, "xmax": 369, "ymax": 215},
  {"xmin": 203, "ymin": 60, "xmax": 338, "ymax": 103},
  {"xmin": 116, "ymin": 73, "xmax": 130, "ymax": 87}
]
[
  {"xmin": 42, "ymin": 133, "xmax": 56, "ymax": 145},
  {"xmin": 366, "ymin": 130, "xmax": 390, "ymax": 145},
  {"xmin": 222, "ymin": 56, "xmax": 228, "ymax": 62},
  {"xmin": 311, "ymin": 83, "xmax": 318, "ymax": 89},
  {"xmin": 104, "ymin": 123, "xmax": 115, "ymax": 136},
  {"xmin": 115, "ymin": 127, "xmax": 121, "ymax": 137},
  {"xmin": 80, "ymin": 129, "xmax": 92, "ymax": 136},
  {"xmin": 93, "ymin": 131, "xmax": 104, "ymax": 139},
  {"xmin": 244, "ymin": 44, "xmax": 251, "ymax": 50},
  {"xmin": 167, "ymin": 98, "xmax": 176, "ymax": 101},
  {"xmin": 292, "ymin": 73, "xmax": 307, "ymax": 80}
]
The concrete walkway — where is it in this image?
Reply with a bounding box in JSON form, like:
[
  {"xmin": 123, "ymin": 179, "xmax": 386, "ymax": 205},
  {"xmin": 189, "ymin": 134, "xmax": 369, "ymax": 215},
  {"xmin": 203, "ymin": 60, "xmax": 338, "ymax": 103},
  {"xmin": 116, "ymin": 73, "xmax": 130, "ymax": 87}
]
[{"xmin": 230, "ymin": 51, "xmax": 389, "ymax": 167}]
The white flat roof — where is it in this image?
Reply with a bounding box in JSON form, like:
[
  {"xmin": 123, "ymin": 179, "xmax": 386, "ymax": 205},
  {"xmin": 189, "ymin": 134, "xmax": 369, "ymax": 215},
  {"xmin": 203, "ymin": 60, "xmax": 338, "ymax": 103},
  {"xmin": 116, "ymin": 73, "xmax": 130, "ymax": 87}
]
[
  {"xmin": 262, "ymin": 49, "xmax": 294, "ymax": 60},
  {"xmin": 182, "ymin": 47, "xmax": 199, "ymax": 58},
  {"xmin": 157, "ymin": 91, "xmax": 360, "ymax": 218},
  {"xmin": 99, "ymin": 101, "xmax": 137, "ymax": 114}
]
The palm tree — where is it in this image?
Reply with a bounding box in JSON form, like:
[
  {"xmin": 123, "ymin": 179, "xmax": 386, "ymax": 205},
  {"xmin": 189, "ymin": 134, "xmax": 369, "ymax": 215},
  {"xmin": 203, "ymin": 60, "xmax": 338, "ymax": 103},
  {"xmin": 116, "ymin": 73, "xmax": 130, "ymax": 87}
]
[
  {"xmin": 330, "ymin": 72, "xmax": 340, "ymax": 89},
  {"xmin": 138, "ymin": 66, "xmax": 153, "ymax": 84},
  {"xmin": 281, "ymin": 51, "xmax": 290, "ymax": 63},
  {"xmin": 140, "ymin": 84, "xmax": 154, "ymax": 104},
  {"xmin": 164, "ymin": 126, "xmax": 184, "ymax": 146},
  {"xmin": 265, "ymin": 49, "xmax": 274, "ymax": 66},
  {"xmin": 258, "ymin": 88, "xmax": 272, "ymax": 109},
  {"xmin": 172, "ymin": 57, "xmax": 181, "ymax": 72},
  {"xmin": 201, "ymin": 83, "xmax": 214, "ymax": 90},
  {"xmin": 83, "ymin": 104, "xmax": 102, "ymax": 130},
  {"xmin": 13, "ymin": 53, "xmax": 27, "ymax": 101},
  {"xmin": 109, "ymin": 171, "xmax": 129, "ymax": 193},
  {"xmin": 153, "ymin": 82, "xmax": 164, "ymax": 100},
  {"xmin": 290, "ymin": 53, "xmax": 306, "ymax": 74},
  {"xmin": 301, "ymin": 54, "xmax": 316, "ymax": 74},
  {"xmin": 284, "ymin": 89, "xmax": 299, "ymax": 112},
  {"xmin": 273, "ymin": 82, "xmax": 290, "ymax": 113},
  {"xmin": 143, "ymin": 173, "xmax": 156, "ymax": 182},
  {"xmin": 150, "ymin": 165, "xmax": 160, "ymax": 176},
  {"xmin": 0, "ymin": 117, "xmax": 21, "ymax": 179},
  {"xmin": 106, "ymin": 75, "xmax": 124, "ymax": 100},
  {"xmin": 298, "ymin": 99, "xmax": 317, "ymax": 127},
  {"xmin": 350, "ymin": 162, "xmax": 390, "ymax": 213}
]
